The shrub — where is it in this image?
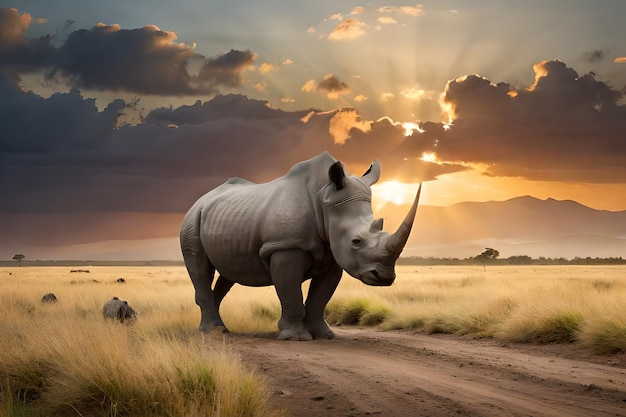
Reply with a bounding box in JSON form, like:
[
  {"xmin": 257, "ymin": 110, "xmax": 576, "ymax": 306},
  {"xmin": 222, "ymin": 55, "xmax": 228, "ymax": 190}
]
[{"xmin": 325, "ymin": 298, "xmax": 390, "ymax": 326}]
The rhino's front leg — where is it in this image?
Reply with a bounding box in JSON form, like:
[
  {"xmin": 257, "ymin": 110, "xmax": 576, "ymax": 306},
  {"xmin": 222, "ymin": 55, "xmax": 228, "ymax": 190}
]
[
  {"xmin": 270, "ymin": 249, "xmax": 313, "ymax": 341},
  {"xmin": 304, "ymin": 262, "xmax": 342, "ymax": 339}
]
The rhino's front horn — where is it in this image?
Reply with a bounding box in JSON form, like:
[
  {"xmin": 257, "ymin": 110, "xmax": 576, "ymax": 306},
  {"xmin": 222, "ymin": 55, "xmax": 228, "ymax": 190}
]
[{"xmin": 385, "ymin": 183, "xmax": 422, "ymax": 256}]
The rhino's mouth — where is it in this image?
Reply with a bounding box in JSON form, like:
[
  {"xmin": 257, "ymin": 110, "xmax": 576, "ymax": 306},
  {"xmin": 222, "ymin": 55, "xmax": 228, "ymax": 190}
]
[{"xmin": 361, "ymin": 269, "xmax": 395, "ymax": 286}]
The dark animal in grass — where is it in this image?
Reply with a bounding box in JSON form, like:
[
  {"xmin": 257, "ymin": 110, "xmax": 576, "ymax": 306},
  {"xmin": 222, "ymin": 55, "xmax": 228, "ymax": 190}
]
[
  {"xmin": 41, "ymin": 293, "xmax": 58, "ymax": 303},
  {"xmin": 116, "ymin": 277, "xmax": 126, "ymax": 283},
  {"xmin": 180, "ymin": 152, "xmax": 421, "ymax": 340},
  {"xmin": 102, "ymin": 297, "xmax": 137, "ymax": 323}
]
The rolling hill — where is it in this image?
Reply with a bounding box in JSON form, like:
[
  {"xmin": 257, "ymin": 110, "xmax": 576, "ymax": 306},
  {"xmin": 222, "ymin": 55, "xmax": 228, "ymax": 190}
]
[{"xmin": 378, "ymin": 196, "xmax": 626, "ymax": 259}]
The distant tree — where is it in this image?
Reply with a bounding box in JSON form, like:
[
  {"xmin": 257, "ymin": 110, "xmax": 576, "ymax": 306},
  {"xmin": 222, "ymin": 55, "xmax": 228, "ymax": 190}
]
[
  {"xmin": 475, "ymin": 248, "xmax": 499, "ymax": 271},
  {"xmin": 13, "ymin": 254, "xmax": 25, "ymax": 267}
]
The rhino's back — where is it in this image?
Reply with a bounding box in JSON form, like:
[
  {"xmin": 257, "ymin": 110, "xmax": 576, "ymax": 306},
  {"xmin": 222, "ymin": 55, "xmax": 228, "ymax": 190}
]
[{"xmin": 193, "ymin": 177, "xmax": 323, "ymax": 284}]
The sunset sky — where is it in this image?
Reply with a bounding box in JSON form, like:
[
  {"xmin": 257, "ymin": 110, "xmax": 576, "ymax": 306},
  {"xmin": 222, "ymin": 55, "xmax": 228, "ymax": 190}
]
[{"xmin": 1, "ymin": 1, "xmax": 626, "ymax": 260}]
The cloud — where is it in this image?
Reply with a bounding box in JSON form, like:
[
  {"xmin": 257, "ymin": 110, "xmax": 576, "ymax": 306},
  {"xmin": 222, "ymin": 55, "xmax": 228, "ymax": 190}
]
[
  {"xmin": 0, "ymin": 8, "xmax": 55, "ymax": 69},
  {"xmin": 417, "ymin": 59, "xmax": 626, "ymax": 182},
  {"xmin": 1, "ymin": 69, "xmax": 457, "ymax": 218},
  {"xmin": 51, "ymin": 23, "xmax": 205, "ymax": 95},
  {"xmin": 400, "ymin": 85, "xmax": 434, "ymax": 100},
  {"xmin": 0, "ymin": 10, "xmax": 257, "ymax": 96},
  {"xmin": 351, "ymin": 7, "xmax": 364, "ymax": 15},
  {"xmin": 302, "ymin": 74, "xmax": 351, "ymax": 99},
  {"xmin": 196, "ymin": 49, "xmax": 256, "ymax": 90},
  {"xmin": 376, "ymin": 5, "xmax": 424, "ymax": 16},
  {"xmin": 259, "ymin": 62, "xmax": 275, "ymax": 74},
  {"xmin": 301, "ymin": 79, "xmax": 317, "ymax": 93},
  {"xmin": 377, "ymin": 16, "xmax": 398, "ymax": 25},
  {"xmin": 328, "ymin": 18, "xmax": 365, "ymax": 41},
  {"xmin": 3, "ymin": 53, "xmax": 625, "ymax": 231},
  {"xmin": 615, "ymin": 57, "xmax": 626, "ymax": 63},
  {"xmin": 328, "ymin": 109, "xmax": 372, "ymax": 144},
  {"xmin": 317, "ymin": 74, "xmax": 351, "ymax": 98}
]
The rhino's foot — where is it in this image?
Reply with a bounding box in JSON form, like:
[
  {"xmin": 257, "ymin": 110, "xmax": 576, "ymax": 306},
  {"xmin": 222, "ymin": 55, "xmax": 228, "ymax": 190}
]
[
  {"xmin": 198, "ymin": 321, "xmax": 229, "ymax": 334},
  {"xmin": 277, "ymin": 328, "xmax": 313, "ymax": 341},
  {"xmin": 304, "ymin": 320, "xmax": 335, "ymax": 340}
]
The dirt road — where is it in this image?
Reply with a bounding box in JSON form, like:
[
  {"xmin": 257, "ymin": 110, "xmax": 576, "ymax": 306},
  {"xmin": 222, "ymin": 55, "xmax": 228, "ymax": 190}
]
[{"xmin": 227, "ymin": 328, "xmax": 626, "ymax": 417}]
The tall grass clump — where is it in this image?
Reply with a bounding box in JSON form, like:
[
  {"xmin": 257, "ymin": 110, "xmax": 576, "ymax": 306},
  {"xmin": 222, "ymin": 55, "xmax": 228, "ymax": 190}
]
[
  {"xmin": 0, "ymin": 267, "xmax": 280, "ymax": 417},
  {"xmin": 578, "ymin": 296, "xmax": 626, "ymax": 353},
  {"xmin": 326, "ymin": 297, "xmax": 391, "ymax": 326}
]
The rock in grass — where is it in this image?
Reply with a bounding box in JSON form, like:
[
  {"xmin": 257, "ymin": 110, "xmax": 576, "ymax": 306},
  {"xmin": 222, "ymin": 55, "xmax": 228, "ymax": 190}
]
[
  {"xmin": 102, "ymin": 297, "xmax": 137, "ymax": 323},
  {"xmin": 41, "ymin": 293, "xmax": 58, "ymax": 303}
]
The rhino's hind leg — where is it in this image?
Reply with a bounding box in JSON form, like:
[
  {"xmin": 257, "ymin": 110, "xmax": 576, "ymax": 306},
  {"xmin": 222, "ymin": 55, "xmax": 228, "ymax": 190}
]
[
  {"xmin": 304, "ymin": 263, "xmax": 343, "ymax": 339},
  {"xmin": 181, "ymin": 236, "xmax": 227, "ymax": 333},
  {"xmin": 270, "ymin": 249, "xmax": 314, "ymax": 341},
  {"xmin": 212, "ymin": 275, "xmax": 235, "ymax": 333}
]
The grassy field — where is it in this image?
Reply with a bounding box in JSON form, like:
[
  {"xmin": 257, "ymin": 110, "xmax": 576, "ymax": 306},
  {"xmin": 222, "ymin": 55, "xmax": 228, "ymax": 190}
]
[{"xmin": 2, "ymin": 265, "xmax": 626, "ymax": 416}]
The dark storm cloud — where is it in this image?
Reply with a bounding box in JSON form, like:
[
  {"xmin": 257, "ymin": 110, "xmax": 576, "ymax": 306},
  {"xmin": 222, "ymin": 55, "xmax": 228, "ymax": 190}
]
[
  {"xmin": 52, "ymin": 23, "xmax": 202, "ymax": 94},
  {"xmin": 0, "ymin": 69, "xmax": 451, "ymax": 215},
  {"xmin": 411, "ymin": 59, "xmax": 626, "ymax": 182},
  {"xmin": 2, "ymin": 57, "xmax": 625, "ymax": 221},
  {"xmin": 0, "ymin": 9, "xmax": 256, "ymax": 95}
]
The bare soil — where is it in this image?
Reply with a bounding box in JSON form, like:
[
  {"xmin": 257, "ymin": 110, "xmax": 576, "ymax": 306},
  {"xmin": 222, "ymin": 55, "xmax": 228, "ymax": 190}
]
[{"xmin": 226, "ymin": 327, "xmax": 626, "ymax": 417}]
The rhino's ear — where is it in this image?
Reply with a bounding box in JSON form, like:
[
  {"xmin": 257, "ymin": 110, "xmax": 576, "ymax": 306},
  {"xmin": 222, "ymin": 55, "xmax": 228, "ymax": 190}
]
[
  {"xmin": 362, "ymin": 160, "xmax": 381, "ymax": 186},
  {"xmin": 329, "ymin": 161, "xmax": 345, "ymax": 190}
]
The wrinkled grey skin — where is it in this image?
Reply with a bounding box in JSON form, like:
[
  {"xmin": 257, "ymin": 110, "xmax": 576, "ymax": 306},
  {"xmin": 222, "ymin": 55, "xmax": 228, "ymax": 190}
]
[
  {"xmin": 102, "ymin": 297, "xmax": 137, "ymax": 323},
  {"xmin": 180, "ymin": 152, "xmax": 421, "ymax": 340}
]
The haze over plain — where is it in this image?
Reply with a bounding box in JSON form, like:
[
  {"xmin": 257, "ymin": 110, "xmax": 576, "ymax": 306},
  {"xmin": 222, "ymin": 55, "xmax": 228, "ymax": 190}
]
[{"xmin": 1, "ymin": 1, "xmax": 625, "ymax": 260}]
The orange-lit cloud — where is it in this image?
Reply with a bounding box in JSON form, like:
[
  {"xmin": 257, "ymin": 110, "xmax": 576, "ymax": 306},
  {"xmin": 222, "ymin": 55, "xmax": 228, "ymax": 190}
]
[
  {"xmin": 328, "ymin": 18, "xmax": 365, "ymax": 41},
  {"xmin": 376, "ymin": 5, "xmax": 424, "ymax": 16},
  {"xmin": 615, "ymin": 57, "xmax": 626, "ymax": 63},
  {"xmin": 400, "ymin": 85, "xmax": 434, "ymax": 100},
  {"xmin": 351, "ymin": 6, "xmax": 364, "ymax": 15},
  {"xmin": 429, "ymin": 59, "xmax": 626, "ymax": 182},
  {"xmin": 329, "ymin": 109, "xmax": 372, "ymax": 144},
  {"xmin": 258, "ymin": 62, "xmax": 276, "ymax": 73},
  {"xmin": 301, "ymin": 79, "xmax": 317, "ymax": 93},
  {"xmin": 377, "ymin": 16, "xmax": 398, "ymax": 25}
]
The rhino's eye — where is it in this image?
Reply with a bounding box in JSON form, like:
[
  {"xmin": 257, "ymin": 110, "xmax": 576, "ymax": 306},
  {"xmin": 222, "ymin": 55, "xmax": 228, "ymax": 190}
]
[{"xmin": 351, "ymin": 238, "xmax": 362, "ymax": 246}]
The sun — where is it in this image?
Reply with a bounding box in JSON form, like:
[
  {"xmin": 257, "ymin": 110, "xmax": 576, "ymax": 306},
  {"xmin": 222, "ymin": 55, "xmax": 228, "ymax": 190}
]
[{"xmin": 371, "ymin": 180, "xmax": 417, "ymax": 210}]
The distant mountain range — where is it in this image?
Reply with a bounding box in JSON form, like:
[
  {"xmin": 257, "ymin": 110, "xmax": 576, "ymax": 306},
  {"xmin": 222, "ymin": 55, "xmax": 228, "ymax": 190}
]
[{"xmin": 378, "ymin": 196, "xmax": 626, "ymax": 259}]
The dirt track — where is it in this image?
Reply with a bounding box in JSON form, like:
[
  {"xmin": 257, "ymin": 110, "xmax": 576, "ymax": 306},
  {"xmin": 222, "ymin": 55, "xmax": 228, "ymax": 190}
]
[{"xmin": 227, "ymin": 328, "xmax": 626, "ymax": 417}]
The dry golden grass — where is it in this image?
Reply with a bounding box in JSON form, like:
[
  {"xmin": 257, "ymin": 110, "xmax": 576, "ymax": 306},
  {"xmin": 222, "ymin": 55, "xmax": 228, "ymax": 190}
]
[
  {"xmin": 2, "ymin": 264, "xmax": 626, "ymax": 415},
  {"xmin": 329, "ymin": 265, "xmax": 626, "ymax": 352},
  {"xmin": 0, "ymin": 267, "xmax": 280, "ymax": 417}
]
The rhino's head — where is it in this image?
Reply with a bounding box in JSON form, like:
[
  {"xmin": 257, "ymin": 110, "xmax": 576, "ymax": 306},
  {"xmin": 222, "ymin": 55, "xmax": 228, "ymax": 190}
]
[{"xmin": 320, "ymin": 160, "xmax": 421, "ymax": 286}]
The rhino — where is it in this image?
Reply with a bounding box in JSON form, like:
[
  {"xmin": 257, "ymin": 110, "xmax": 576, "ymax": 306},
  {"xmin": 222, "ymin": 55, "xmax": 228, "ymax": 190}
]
[{"xmin": 180, "ymin": 152, "xmax": 421, "ymax": 340}]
